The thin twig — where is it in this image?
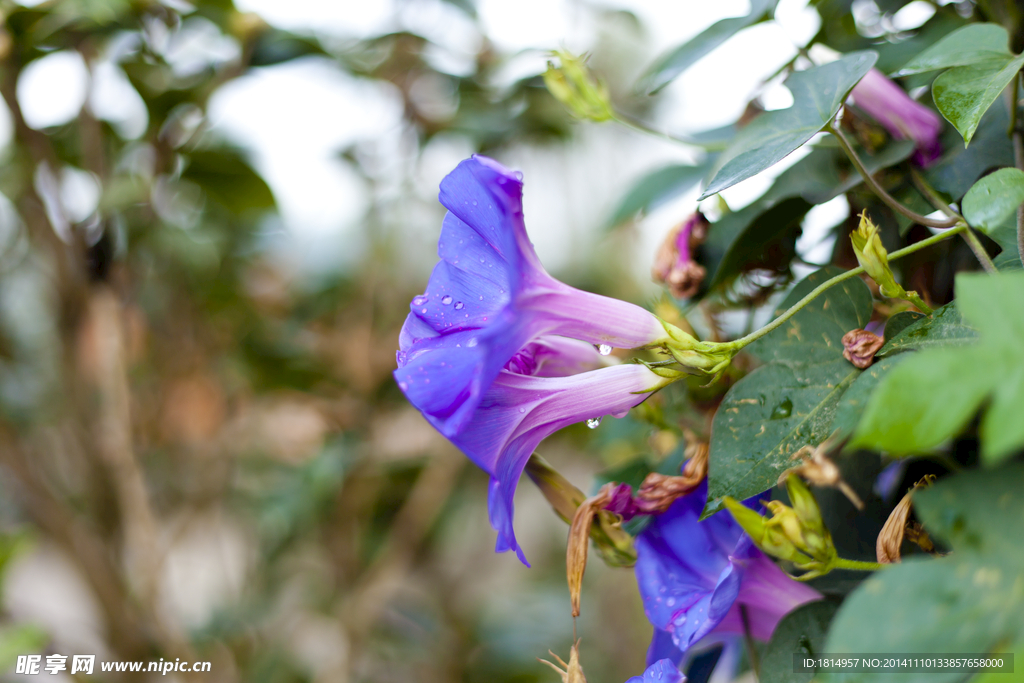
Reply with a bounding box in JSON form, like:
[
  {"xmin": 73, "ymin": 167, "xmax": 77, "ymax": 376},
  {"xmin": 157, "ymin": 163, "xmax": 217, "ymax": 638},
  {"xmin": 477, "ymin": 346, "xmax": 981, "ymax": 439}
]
[
  {"xmin": 828, "ymin": 122, "xmax": 959, "ymax": 229},
  {"xmin": 1009, "ymin": 75, "xmax": 1024, "ymax": 263},
  {"xmin": 910, "ymin": 168, "xmax": 997, "ymax": 273}
]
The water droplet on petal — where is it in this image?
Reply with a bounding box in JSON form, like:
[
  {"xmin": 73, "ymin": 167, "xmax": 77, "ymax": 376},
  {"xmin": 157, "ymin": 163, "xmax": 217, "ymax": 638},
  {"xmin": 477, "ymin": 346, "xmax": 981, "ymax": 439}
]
[
  {"xmin": 398, "ymin": 381, "xmax": 408, "ymax": 391},
  {"xmin": 454, "ymin": 301, "xmax": 464, "ymax": 310},
  {"xmin": 666, "ymin": 597, "xmax": 675, "ymax": 607},
  {"xmin": 519, "ymin": 407, "xmax": 525, "ymax": 413},
  {"xmin": 596, "ymin": 344, "xmax": 612, "ymax": 356},
  {"xmin": 412, "ymin": 295, "xmax": 428, "ymax": 306},
  {"xmin": 586, "ymin": 417, "xmax": 602, "ymax": 429},
  {"xmin": 467, "ymin": 338, "xmax": 478, "ymax": 347},
  {"xmin": 441, "ymin": 295, "xmax": 453, "ymax": 305}
]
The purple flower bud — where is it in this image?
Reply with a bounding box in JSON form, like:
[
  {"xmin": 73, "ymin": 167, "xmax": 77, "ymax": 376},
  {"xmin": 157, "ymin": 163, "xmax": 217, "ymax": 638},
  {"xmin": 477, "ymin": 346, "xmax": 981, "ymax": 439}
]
[
  {"xmin": 652, "ymin": 213, "xmax": 708, "ymax": 300},
  {"xmin": 849, "ymin": 68, "xmax": 942, "ymax": 167},
  {"xmin": 634, "ymin": 480, "xmax": 821, "ymax": 664}
]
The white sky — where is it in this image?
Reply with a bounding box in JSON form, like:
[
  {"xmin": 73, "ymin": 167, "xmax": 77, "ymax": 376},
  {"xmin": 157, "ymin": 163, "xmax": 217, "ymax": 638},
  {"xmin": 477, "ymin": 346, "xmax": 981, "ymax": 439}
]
[{"xmin": 11, "ymin": 0, "xmax": 861, "ymax": 288}]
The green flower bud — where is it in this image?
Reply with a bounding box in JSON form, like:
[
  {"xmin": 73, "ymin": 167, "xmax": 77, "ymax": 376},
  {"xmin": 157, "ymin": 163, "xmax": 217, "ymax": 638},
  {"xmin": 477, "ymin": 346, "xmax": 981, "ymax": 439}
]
[
  {"xmin": 850, "ymin": 213, "xmax": 932, "ymax": 312},
  {"xmin": 543, "ymin": 51, "xmax": 614, "ymax": 122},
  {"xmin": 851, "ymin": 212, "xmax": 900, "ymax": 297}
]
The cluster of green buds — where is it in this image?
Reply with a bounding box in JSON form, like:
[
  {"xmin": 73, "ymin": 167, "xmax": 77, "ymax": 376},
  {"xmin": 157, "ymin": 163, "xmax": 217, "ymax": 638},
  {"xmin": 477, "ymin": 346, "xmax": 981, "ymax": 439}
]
[
  {"xmin": 657, "ymin": 320, "xmax": 738, "ymax": 378},
  {"xmin": 723, "ymin": 476, "xmax": 838, "ymax": 580},
  {"xmin": 850, "ymin": 212, "xmax": 932, "ymax": 313},
  {"xmin": 543, "ymin": 50, "xmax": 614, "ymax": 122}
]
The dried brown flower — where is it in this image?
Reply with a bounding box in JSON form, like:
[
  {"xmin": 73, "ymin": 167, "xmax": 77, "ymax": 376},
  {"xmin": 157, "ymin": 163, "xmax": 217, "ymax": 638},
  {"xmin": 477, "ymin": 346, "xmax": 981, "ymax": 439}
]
[
  {"xmin": 539, "ymin": 642, "xmax": 587, "ymax": 683},
  {"xmin": 635, "ymin": 438, "xmax": 709, "ymax": 514},
  {"xmin": 877, "ymin": 474, "xmax": 936, "ymax": 564},
  {"xmin": 779, "ymin": 432, "xmax": 863, "ymax": 510},
  {"xmin": 842, "ymin": 328, "xmax": 885, "ymax": 368}
]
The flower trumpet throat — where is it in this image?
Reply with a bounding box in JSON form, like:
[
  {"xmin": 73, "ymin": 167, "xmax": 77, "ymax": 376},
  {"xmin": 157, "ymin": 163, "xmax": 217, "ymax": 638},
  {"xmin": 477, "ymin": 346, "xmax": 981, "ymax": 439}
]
[
  {"xmin": 543, "ymin": 50, "xmax": 614, "ymax": 122},
  {"xmin": 850, "ymin": 212, "xmax": 932, "ymax": 312},
  {"xmin": 723, "ymin": 477, "xmax": 838, "ymax": 580}
]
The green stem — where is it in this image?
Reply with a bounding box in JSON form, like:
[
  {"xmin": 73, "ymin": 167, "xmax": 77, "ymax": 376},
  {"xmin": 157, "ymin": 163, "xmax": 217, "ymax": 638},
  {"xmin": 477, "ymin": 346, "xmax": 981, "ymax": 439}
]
[
  {"xmin": 728, "ymin": 224, "xmax": 967, "ymax": 350},
  {"xmin": 828, "ymin": 122, "xmax": 959, "ymax": 229},
  {"xmin": 833, "ymin": 557, "xmax": 886, "ymax": 571},
  {"xmin": 1010, "ymin": 74, "xmax": 1024, "ymax": 267},
  {"xmin": 910, "ymin": 168, "xmax": 997, "ymax": 273},
  {"xmin": 613, "ymin": 113, "xmax": 728, "ymax": 151}
]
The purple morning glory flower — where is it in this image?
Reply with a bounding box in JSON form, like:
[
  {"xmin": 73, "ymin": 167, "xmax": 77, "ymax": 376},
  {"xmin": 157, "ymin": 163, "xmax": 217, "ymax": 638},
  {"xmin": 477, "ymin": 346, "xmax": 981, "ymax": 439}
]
[
  {"xmin": 396, "ymin": 155, "xmax": 676, "ymax": 563},
  {"xmin": 625, "ymin": 659, "xmax": 684, "ymax": 683},
  {"xmin": 395, "ymin": 155, "xmax": 669, "ymax": 439},
  {"xmin": 849, "ymin": 68, "xmax": 942, "ymax": 167},
  {"xmin": 634, "ymin": 479, "xmax": 820, "ymax": 665}
]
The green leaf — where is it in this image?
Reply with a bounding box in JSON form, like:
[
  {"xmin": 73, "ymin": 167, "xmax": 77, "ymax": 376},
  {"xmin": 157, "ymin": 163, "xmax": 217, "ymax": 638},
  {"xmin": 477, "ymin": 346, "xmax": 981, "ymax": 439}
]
[
  {"xmin": 882, "ymin": 310, "xmax": 925, "ymax": 341},
  {"xmin": 764, "ymin": 139, "xmax": 915, "ymax": 206},
  {"xmin": 853, "ymin": 272, "xmax": 1024, "ymax": 463},
  {"xmin": 989, "ymin": 219, "xmax": 1023, "ymax": 270},
  {"xmin": 894, "ymin": 23, "xmax": 1014, "ymax": 75},
  {"xmin": 761, "ymin": 600, "xmax": 839, "ymax": 683},
  {"xmin": 637, "ymin": 0, "xmax": 777, "ymax": 94},
  {"xmin": 824, "ymin": 464, "xmax": 1024, "ymax": 683},
  {"xmin": 933, "ymin": 54, "xmax": 1024, "ymax": 145},
  {"xmin": 876, "ymin": 302, "xmax": 977, "ymax": 358},
  {"xmin": 963, "ymin": 167, "xmax": 1024, "ymax": 231},
  {"xmin": 925, "ymin": 100, "xmax": 1014, "ymax": 199},
  {"xmin": 699, "ymin": 52, "xmax": 878, "ymax": 200},
  {"xmin": 605, "ymin": 162, "xmax": 709, "ymax": 228},
  {"xmin": 703, "ymin": 197, "xmax": 811, "ymax": 291},
  {"xmin": 831, "ymin": 355, "xmax": 904, "ymax": 439},
  {"xmin": 183, "ymin": 149, "xmax": 275, "ymax": 215},
  {"xmin": 705, "ymin": 268, "xmax": 872, "ymax": 515}
]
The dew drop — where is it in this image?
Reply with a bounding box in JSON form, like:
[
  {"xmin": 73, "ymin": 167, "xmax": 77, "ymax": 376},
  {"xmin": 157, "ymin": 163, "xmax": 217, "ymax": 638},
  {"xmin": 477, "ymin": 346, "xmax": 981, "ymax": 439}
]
[
  {"xmin": 666, "ymin": 597, "xmax": 676, "ymax": 607},
  {"xmin": 770, "ymin": 397, "xmax": 793, "ymax": 420},
  {"xmin": 398, "ymin": 381, "xmax": 408, "ymax": 391},
  {"xmin": 454, "ymin": 301, "xmax": 465, "ymax": 310},
  {"xmin": 519, "ymin": 407, "xmax": 526, "ymax": 413},
  {"xmin": 596, "ymin": 344, "xmax": 612, "ymax": 356},
  {"xmin": 411, "ymin": 295, "xmax": 428, "ymax": 306},
  {"xmin": 586, "ymin": 417, "xmax": 602, "ymax": 429},
  {"xmin": 441, "ymin": 295, "xmax": 453, "ymax": 305},
  {"xmin": 467, "ymin": 338, "xmax": 478, "ymax": 348}
]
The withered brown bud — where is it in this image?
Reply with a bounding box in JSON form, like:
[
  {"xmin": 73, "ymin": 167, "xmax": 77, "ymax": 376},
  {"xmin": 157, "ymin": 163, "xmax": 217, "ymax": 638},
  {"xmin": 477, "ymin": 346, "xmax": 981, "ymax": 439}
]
[
  {"xmin": 842, "ymin": 328, "xmax": 884, "ymax": 369},
  {"xmin": 779, "ymin": 433, "xmax": 863, "ymax": 510},
  {"xmin": 877, "ymin": 474, "xmax": 936, "ymax": 564},
  {"xmin": 635, "ymin": 439, "xmax": 708, "ymax": 515},
  {"xmin": 567, "ymin": 485, "xmax": 616, "ymax": 618},
  {"xmin": 652, "ymin": 213, "xmax": 709, "ymax": 299}
]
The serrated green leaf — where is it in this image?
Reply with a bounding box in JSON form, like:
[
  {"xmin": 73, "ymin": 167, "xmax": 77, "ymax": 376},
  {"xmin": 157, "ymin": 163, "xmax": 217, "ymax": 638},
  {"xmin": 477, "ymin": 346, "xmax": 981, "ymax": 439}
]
[
  {"xmin": 761, "ymin": 600, "xmax": 839, "ymax": 683},
  {"xmin": 638, "ymin": 0, "xmax": 777, "ymax": 94},
  {"xmin": 605, "ymin": 162, "xmax": 709, "ymax": 229},
  {"xmin": 853, "ymin": 272, "xmax": 1024, "ymax": 463},
  {"xmin": 824, "ymin": 464, "xmax": 1024, "ymax": 683},
  {"xmin": 933, "ymin": 54, "xmax": 1024, "ymax": 145},
  {"xmin": 705, "ymin": 269, "xmax": 872, "ymax": 515},
  {"xmin": 894, "ymin": 23, "xmax": 1013, "ymax": 75},
  {"xmin": 963, "ymin": 167, "xmax": 1024, "ymax": 231},
  {"xmin": 700, "ymin": 52, "xmax": 878, "ymax": 200},
  {"xmin": 876, "ymin": 303, "xmax": 977, "ymax": 358}
]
